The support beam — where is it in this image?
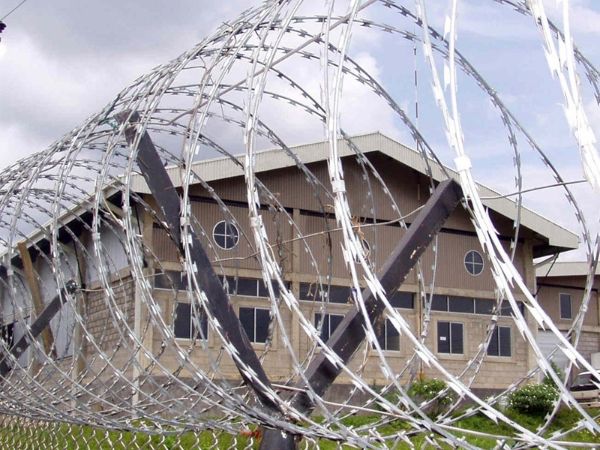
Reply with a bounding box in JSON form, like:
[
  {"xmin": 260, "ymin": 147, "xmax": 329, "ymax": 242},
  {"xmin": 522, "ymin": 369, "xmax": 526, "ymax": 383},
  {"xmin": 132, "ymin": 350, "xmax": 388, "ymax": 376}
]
[
  {"xmin": 116, "ymin": 111, "xmax": 282, "ymax": 415},
  {"xmin": 72, "ymin": 241, "xmax": 88, "ymax": 379},
  {"xmin": 17, "ymin": 242, "xmax": 55, "ymax": 357},
  {"xmin": 259, "ymin": 179, "xmax": 463, "ymax": 449},
  {"xmin": 0, "ymin": 280, "xmax": 78, "ymax": 377}
]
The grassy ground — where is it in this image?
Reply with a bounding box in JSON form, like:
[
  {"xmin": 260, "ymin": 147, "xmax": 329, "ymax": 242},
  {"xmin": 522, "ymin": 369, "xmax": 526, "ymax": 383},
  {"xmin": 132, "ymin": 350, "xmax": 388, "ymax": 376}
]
[{"xmin": 1, "ymin": 408, "xmax": 599, "ymax": 449}]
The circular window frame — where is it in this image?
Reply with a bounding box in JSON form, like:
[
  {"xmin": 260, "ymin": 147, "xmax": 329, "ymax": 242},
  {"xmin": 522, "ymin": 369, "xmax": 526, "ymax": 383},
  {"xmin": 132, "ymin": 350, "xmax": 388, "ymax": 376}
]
[
  {"xmin": 464, "ymin": 250, "xmax": 484, "ymax": 276},
  {"xmin": 212, "ymin": 220, "xmax": 240, "ymax": 250}
]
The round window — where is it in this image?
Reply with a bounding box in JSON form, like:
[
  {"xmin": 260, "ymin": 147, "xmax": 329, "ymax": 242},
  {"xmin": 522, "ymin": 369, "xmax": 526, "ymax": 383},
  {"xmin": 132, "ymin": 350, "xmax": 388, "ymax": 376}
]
[
  {"xmin": 464, "ymin": 250, "xmax": 484, "ymax": 276},
  {"xmin": 213, "ymin": 220, "xmax": 239, "ymax": 250}
]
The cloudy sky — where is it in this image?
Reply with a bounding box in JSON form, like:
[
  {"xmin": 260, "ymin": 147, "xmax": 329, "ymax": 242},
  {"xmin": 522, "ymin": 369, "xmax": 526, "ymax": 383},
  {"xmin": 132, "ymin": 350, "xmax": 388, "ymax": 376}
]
[{"xmin": 0, "ymin": 0, "xmax": 599, "ymax": 258}]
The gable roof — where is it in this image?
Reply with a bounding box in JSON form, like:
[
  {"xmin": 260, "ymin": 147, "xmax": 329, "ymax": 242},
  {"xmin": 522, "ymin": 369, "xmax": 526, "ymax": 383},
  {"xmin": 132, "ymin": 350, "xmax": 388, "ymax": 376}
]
[{"xmin": 131, "ymin": 131, "xmax": 579, "ymax": 256}]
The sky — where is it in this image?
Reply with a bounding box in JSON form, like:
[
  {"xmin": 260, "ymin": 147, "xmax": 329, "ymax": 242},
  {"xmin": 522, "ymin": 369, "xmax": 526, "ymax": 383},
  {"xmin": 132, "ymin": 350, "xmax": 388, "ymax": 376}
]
[{"xmin": 0, "ymin": 0, "xmax": 599, "ymax": 260}]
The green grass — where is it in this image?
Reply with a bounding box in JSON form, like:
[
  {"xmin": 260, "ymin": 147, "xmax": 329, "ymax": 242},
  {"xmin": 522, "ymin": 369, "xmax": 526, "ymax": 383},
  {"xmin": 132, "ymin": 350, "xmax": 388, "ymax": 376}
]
[{"xmin": 1, "ymin": 408, "xmax": 599, "ymax": 449}]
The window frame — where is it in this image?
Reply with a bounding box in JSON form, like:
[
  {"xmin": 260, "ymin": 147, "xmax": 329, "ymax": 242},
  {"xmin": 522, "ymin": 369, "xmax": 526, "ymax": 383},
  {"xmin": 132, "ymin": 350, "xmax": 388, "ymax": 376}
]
[
  {"xmin": 464, "ymin": 250, "xmax": 484, "ymax": 276},
  {"xmin": 437, "ymin": 320, "xmax": 464, "ymax": 355},
  {"xmin": 239, "ymin": 306, "xmax": 271, "ymax": 344},
  {"xmin": 212, "ymin": 220, "xmax": 240, "ymax": 250},
  {"xmin": 430, "ymin": 294, "xmax": 523, "ymax": 317},
  {"xmin": 375, "ymin": 319, "xmax": 400, "ymax": 352},
  {"xmin": 225, "ymin": 276, "xmax": 288, "ymax": 299},
  {"xmin": 487, "ymin": 326, "xmax": 512, "ymax": 357},
  {"xmin": 299, "ymin": 283, "xmax": 352, "ymax": 304},
  {"xmin": 155, "ymin": 270, "xmax": 188, "ymax": 291},
  {"xmin": 559, "ymin": 292, "xmax": 572, "ymax": 320},
  {"xmin": 314, "ymin": 313, "xmax": 345, "ymax": 341},
  {"xmin": 173, "ymin": 301, "xmax": 209, "ymax": 341}
]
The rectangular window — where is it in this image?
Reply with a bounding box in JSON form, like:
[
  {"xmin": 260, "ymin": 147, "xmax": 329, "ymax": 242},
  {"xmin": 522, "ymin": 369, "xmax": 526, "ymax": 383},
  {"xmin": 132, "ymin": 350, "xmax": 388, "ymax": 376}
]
[
  {"xmin": 314, "ymin": 313, "xmax": 344, "ymax": 341},
  {"xmin": 430, "ymin": 296, "xmax": 519, "ymax": 317},
  {"xmin": 327, "ymin": 285, "xmax": 352, "ymax": 304},
  {"xmin": 375, "ymin": 319, "xmax": 400, "ymax": 351},
  {"xmin": 224, "ymin": 276, "xmax": 286, "ymax": 298},
  {"xmin": 299, "ymin": 282, "xmax": 316, "ymax": 301},
  {"xmin": 560, "ymin": 293, "xmax": 572, "ymax": 319},
  {"xmin": 300, "ymin": 283, "xmax": 351, "ymax": 304},
  {"xmin": 431, "ymin": 294, "xmax": 448, "ymax": 311},
  {"xmin": 449, "ymin": 296, "xmax": 474, "ymax": 314},
  {"xmin": 488, "ymin": 326, "xmax": 511, "ymax": 357},
  {"xmin": 240, "ymin": 307, "xmax": 270, "ymax": 343},
  {"xmin": 437, "ymin": 321, "xmax": 463, "ymax": 354},
  {"xmin": 475, "ymin": 298, "xmax": 494, "ymax": 315},
  {"xmin": 389, "ymin": 291, "xmax": 414, "ymax": 309},
  {"xmin": 155, "ymin": 270, "xmax": 188, "ymax": 290},
  {"xmin": 236, "ymin": 278, "xmax": 258, "ymax": 296},
  {"xmin": 174, "ymin": 303, "xmax": 208, "ymax": 340},
  {"xmin": 500, "ymin": 300, "xmax": 525, "ymax": 317}
]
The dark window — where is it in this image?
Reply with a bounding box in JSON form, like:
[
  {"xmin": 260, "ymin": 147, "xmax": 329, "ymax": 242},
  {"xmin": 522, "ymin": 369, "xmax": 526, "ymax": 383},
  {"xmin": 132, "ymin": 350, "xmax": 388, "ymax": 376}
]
[
  {"xmin": 213, "ymin": 220, "xmax": 239, "ymax": 250},
  {"xmin": 437, "ymin": 321, "xmax": 463, "ymax": 354},
  {"xmin": 258, "ymin": 280, "xmax": 284, "ymax": 298},
  {"xmin": 431, "ymin": 294, "xmax": 448, "ymax": 311},
  {"xmin": 500, "ymin": 301, "xmax": 512, "ymax": 316},
  {"xmin": 500, "ymin": 300, "xmax": 525, "ymax": 317},
  {"xmin": 464, "ymin": 250, "xmax": 484, "ymax": 276},
  {"xmin": 155, "ymin": 270, "xmax": 187, "ymax": 290},
  {"xmin": 300, "ymin": 283, "xmax": 351, "ymax": 303},
  {"xmin": 475, "ymin": 298, "xmax": 494, "ymax": 315},
  {"xmin": 237, "ymin": 278, "xmax": 258, "ymax": 296},
  {"xmin": 327, "ymin": 285, "xmax": 352, "ymax": 304},
  {"xmin": 225, "ymin": 277, "xmax": 287, "ymax": 298},
  {"xmin": 389, "ymin": 291, "xmax": 414, "ymax": 309},
  {"xmin": 560, "ymin": 293, "xmax": 572, "ymax": 319},
  {"xmin": 449, "ymin": 296, "xmax": 474, "ymax": 314},
  {"xmin": 0, "ymin": 322, "xmax": 14, "ymax": 348},
  {"xmin": 375, "ymin": 319, "xmax": 400, "ymax": 351},
  {"xmin": 299, "ymin": 282, "xmax": 316, "ymax": 300},
  {"xmin": 174, "ymin": 303, "xmax": 208, "ymax": 340},
  {"xmin": 222, "ymin": 276, "xmax": 236, "ymax": 294},
  {"xmin": 488, "ymin": 326, "xmax": 511, "ymax": 357},
  {"xmin": 314, "ymin": 313, "xmax": 344, "ymax": 341},
  {"xmin": 240, "ymin": 307, "xmax": 270, "ymax": 343}
]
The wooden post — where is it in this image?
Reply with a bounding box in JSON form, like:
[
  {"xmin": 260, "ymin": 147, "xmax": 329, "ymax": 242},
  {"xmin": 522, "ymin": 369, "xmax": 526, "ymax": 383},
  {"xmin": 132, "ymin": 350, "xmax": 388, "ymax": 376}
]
[
  {"xmin": 72, "ymin": 239, "xmax": 88, "ymax": 380},
  {"xmin": 17, "ymin": 242, "xmax": 55, "ymax": 357},
  {"xmin": 132, "ymin": 205, "xmax": 155, "ymax": 410}
]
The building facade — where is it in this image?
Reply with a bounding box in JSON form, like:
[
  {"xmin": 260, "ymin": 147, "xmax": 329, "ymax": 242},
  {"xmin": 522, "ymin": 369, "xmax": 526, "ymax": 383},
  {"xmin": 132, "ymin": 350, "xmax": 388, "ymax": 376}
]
[
  {"xmin": 536, "ymin": 261, "xmax": 600, "ymax": 377},
  {"xmin": 0, "ymin": 133, "xmax": 580, "ymax": 403}
]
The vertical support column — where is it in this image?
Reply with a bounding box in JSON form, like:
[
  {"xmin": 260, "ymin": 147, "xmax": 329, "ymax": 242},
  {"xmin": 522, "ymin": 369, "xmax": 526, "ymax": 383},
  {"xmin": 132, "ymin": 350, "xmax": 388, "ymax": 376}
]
[
  {"xmin": 132, "ymin": 205, "xmax": 155, "ymax": 410},
  {"xmin": 291, "ymin": 208, "xmax": 301, "ymax": 358},
  {"xmin": 416, "ymin": 278, "xmax": 424, "ymax": 380},
  {"xmin": 17, "ymin": 242, "xmax": 54, "ymax": 357},
  {"xmin": 522, "ymin": 240, "xmax": 538, "ymax": 378},
  {"xmin": 596, "ymin": 289, "xmax": 600, "ymax": 336},
  {"xmin": 71, "ymin": 238, "xmax": 88, "ymax": 407}
]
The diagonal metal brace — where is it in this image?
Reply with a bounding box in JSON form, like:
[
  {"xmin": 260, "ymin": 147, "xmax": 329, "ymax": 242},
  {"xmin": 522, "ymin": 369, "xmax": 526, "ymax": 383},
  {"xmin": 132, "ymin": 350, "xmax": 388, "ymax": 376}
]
[
  {"xmin": 260, "ymin": 179, "xmax": 463, "ymax": 449},
  {"xmin": 0, "ymin": 280, "xmax": 78, "ymax": 378},
  {"xmin": 116, "ymin": 111, "xmax": 283, "ymax": 414}
]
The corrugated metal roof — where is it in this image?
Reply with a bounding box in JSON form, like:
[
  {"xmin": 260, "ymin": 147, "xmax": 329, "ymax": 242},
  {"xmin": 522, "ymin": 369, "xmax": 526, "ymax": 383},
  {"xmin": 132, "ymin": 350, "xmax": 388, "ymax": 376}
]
[{"xmin": 131, "ymin": 131, "xmax": 579, "ymax": 251}]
